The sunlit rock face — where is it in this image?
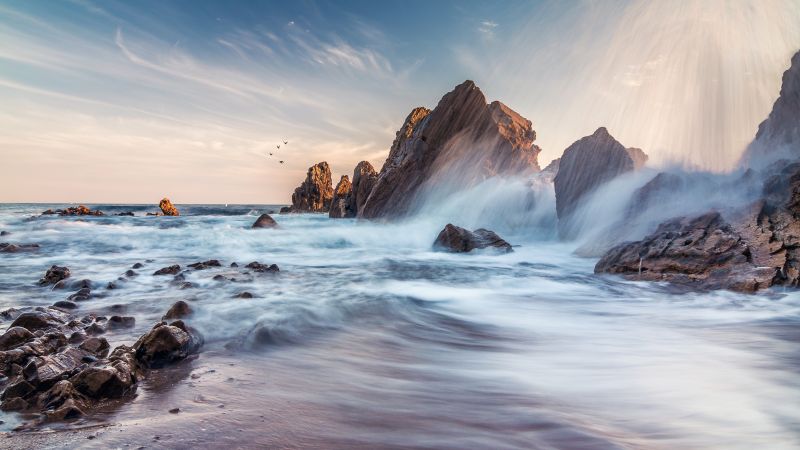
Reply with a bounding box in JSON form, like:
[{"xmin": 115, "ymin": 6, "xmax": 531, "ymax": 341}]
[
  {"xmin": 328, "ymin": 175, "xmax": 352, "ymax": 219},
  {"xmin": 553, "ymin": 127, "xmax": 647, "ymax": 237},
  {"xmin": 742, "ymin": 50, "xmax": 800, "ymax": 165},
  {"xmin": 289, "ymin": 162, "xmax": 333, "ymax": 213},
  {"xmin": 359, "ymin": 80, "xmax": 541, "ymax": 219}
]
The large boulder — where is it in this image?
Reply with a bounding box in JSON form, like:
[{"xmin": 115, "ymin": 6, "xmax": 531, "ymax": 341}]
[
  {"xmin": 329, "ymin": 175, "xmax": 352, "ymax": 218},
  {"xmin": 251, "ymin": 213, "xmax": 278, "ymax": 228},
  {"xmin": 359, "ymin": 80, "xmax": 541, "ymax": 219},
  {"xmin": 432, "ymin": 224, "xmax": 513, "ymax": 253},
  {"xmin": 742, "ymin": 50, "xmax": 800, "ymax": 165},
  {"xmin": 159, "ymin": 198, "xmax": 180, "ymax": 216},
  {"xmin": 133, "ymin": 321, "xmax": 203, "ymax": 369},
  {"xmin": 288, "ymin": 162, "xmax": 333, "ymax": 213},
  {"xmin": 554, "ymin": 127, "xmax": 647, "ymax": 237}
]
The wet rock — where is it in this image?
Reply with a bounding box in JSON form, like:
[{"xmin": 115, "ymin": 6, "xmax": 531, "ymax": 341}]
[
  {"xmin": 79, "ymin": 337, "xmax": 110, "ymax": 358},
  {"xmin": 107, "ymin": 316, "xmax": 135, "ymax": 330},
  {"xmin": 68, "ymin": 332, "xmax": 86, "ymax": 344},
  {"xmin": 124, "ymin": 269, "xmax": 137, "ymax": 277},
  {"xmin": 132, "ymin": 262, "xmax": 144, "ymax": 269},
  {"xmin": 71, "ymin": 279, "xmax": 92, "ymax": 289},
  {"xmin": 153, "ymin": 265, "xmax": 181, "ymax": 276},
  {"xmin": 279, "ymin": 206, "xmax": 291, "ymax": 214},
  {"xmin": 67, "ymin": 288, "xmax": 92, "ymax": 302},
  {"xmin": 0, "ymin": 242, "xmax": 40, "ymax": 253},
  {"xmin": 39, "ymin": 380, "xmax": 87, "ymax": 421},
  {"xmin": 106, "ymin": 282, "xmax": 117, "ymax": 290},
  {"xmin": 0, "ymin": 332, "xmax": 68, "ymax": 373},
  {"xmin": 0, "ymin": 230, "xmax": 9, "ymax": 236},
  {"xmin": 234, "ymin": 292, "xmax": 254, "ymax": 299},
  {"xmin": 252, "ymin": 214, "xmax": 278, "ymax": 228},
  {"xmin": 244, "ymin": 262, "xmax": 279, "ymax": 273},
  {"xmin": 23, "ymin": 347, "xmax": 89, "ymax": 389},
  {"xmin": 10, "ymin": 310, "xmax": 67, "ymax": 332},
  {"xmin": 554, "ymin": 127, "xmax": 647, "ymax": 238},
  {"xmin": 2, "ymin": 379, "xmax": 36, "ymax": 400},
  {"xmin": 212, "ymin": 274, "xmax": 227, "ymax": 281},
  {"xmin": 188, "ymin": 259, "xmax": 222, "ymax": 270},
  {"xmin": 169, "ymin": 407, "xmax": 180, "ymax": 414},
  {"xmin": 287, "ymin": 162, "xmax": 334, "ymax": 213},
  {"xmin": 39, "ymin": 265, "xmax": 71, "ymax": 286},
  {"xmin": 432, "ymin": 224, "xmax": 513, "ymax": 253},
  {"xmin": 115, "ymin": 211, "xmax": 135, "ymax": 216},
  {"xmin": 328, "ymin": 175, "xmax": 352, "ymax": 218},
  {"xmin": 52, "ymin": 301, "xmax": 78, "ymax": 310},
  {"xmin": 595, "ymin": 212, "xmax": 775, "ymax": 292},
  {"xmin": 0, "ymin": 327, "xmax": 34, "ymax": 351},
  {"xmin": 1, "ymin": 397, "xmax": 28, "ymax": 411},
  {"xmin": 71, "ymin": 346, "xmax": 142, "ymax": 398},
  {"xmin": 179, "ymin": 282, "xmax": 194, "ymax": 289},
  {"xmin": 159, "ymin": 198, "xmax": 180, "ymax": 216},
  {"xmin": 360, "ymin": 81, "xmax": 541, "ymax": 219},
  {"xmin": 84, "ymin": 323, "xmax": 106, "ymax": 336},
  {"xmin": 133, "ymin": 321, "xmax": 203, "ymax": 369},
  {"xmin": 230, "ymin": 262, "xmax": 239, "ymax": 268},
  {"xmin": 163, "ymin": 301, "xmax": 192, "ymax": 320}
]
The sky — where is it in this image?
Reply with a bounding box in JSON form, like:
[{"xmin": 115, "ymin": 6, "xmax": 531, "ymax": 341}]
[{"xmin": 1, "ymin": 0, "xmax": 800, "ymax": 204}]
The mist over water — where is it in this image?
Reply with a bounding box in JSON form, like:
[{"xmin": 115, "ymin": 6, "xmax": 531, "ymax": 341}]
[{"xmin": 2, "ymin": 203, "xmax": 799, "ymax": 448}]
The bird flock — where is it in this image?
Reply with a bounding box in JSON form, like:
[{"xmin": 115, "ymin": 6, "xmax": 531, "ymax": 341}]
[{"xmin": 267, "ymin": 140, "xmax": 289, "ymax": 164}]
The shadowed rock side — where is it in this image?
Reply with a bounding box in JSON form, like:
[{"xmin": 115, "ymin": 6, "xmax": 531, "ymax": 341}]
[
  {"xmin": 359, "ymin": 80, "xmax": 541, "ymax": 219},
  {"xmin": 159, "ymin": 198, "xmax": 179, "ymax": 216},
  {"xmin": 328, "ymin": 175, "xmax": 352, "ymax": 218},
  {"xmin": 287, "ymin": 162, "xmax": 333, "ymax": 213},
  {"xmin": 742, "ymin": 50, "xmax": 800, "ymax": 165},
  {"xmin": 41, "ymin": 206, "xmax": 104, "ymax": 216},
  {"xmin": 433, "ymin": 223, "xmax": 513, "ymax": 253},
  {"xmin": 345, "ymin": 161, "xmax": 379, "ymax": 218},
  {"xmin": 554, "ymin": 127, "xmax": 647, "ymax": 237},
  {"xmin": 596, "ymin": 162, "xmax": 800, "ymax": 292}
]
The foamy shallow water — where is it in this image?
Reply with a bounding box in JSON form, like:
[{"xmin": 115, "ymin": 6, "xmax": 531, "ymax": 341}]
[{"xmin": 1, "ymin": 203, "xmax": 799, "ymax": 449}]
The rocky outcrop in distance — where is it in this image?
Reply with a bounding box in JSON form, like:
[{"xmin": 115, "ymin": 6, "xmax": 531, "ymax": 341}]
[
  {"xmin": 41, "ymin": 206, "xmax": 104, "ymax": 216},
  {"xmin": 328, "ymin": 160, "xmax": 380, "ymax": 219},
  {"xmin": 286, "ymin": 162, "xmax": 333, "ymax": 213},
  {"xmin": 159, "ymin": 198, "xmax": 180, "ymax": 216},
  {"xmin": 553, "ymin": 127, "xmax": 647, "ymax": 237},
  {"xmin": 433, "ymin": 224, "xmax": 513, "ymax": 253},
  {"xmin": 358, "ymin": 80, "xmax": 542, "ymax": 219}
]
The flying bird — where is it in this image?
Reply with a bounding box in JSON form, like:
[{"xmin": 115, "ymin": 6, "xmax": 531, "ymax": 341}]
[
  {"xmin": 283, "ymin": 140, "xmax": 288, "ymax": 145},
  {"xmin": 279, "ymin": 160, "xmax": 284, "ymax": 164},
  {"xmin": 269, "ymin": 152, "xmax": 273, "ymax": 156},
  {"xmin": 276, "ymin": 145, "xmax": 280, "ymax": 149}
]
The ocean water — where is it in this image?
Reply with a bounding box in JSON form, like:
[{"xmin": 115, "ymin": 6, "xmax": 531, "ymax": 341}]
[{"xmin": 1, "ymin": 203, "xmax": 799, "ymax": 448}]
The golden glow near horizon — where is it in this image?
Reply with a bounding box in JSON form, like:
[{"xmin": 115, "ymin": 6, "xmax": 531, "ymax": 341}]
[{"xmin": 1, "ymin": 0, "xmax": 799, "ymax": 203}]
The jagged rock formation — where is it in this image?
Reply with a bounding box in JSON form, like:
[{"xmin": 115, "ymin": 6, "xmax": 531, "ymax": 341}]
[
  {"xmin": 542, "ymin": 158, "xmax": 560, "ymax": 175},
  {"xmin": 742, "ymin": 50, "xmax": 800, "ymax": 165},
  {"xmin": 251, "ymin": 214, "xmax": 278, "ymax": 229},
  {"xmin": 345, "ymin": 161, "xmax": 379, "ymax": 218},
  {"xmin": 159, "ymin": 198, "xmax": 179, "ymax": 216},
  {"xmin": 554, "ymin": 127, "xmax": 647, "ymax": 237},
  {"xmin": 287, "ymin": 162, "xmax": 333, "ymax": 213},
  {"xmin": 596, "ymin": 162, "xmax": 800, "ymax": 292},
  {"xmin": 432, "ymin": 224, "xmax": 513, "ymax": 253},
  {"xmin": 359, "ymin": 81, "xmax": 541, "ymax": 219},
  {"xmin": 329, "ymin": 175, "xmax": 352, "ymax": 218}
]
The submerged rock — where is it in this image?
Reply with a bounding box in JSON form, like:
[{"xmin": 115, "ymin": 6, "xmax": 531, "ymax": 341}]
[
  {"xmin": 134, "ymin": 321, "xmax": 202, "ymax": 369},
  {"xmin": 159, "ymin": 198, "xmax": 180, "ymax": 216},
  {"xmin": 328, "ymin": 175, "xmax": 352, "ymax": 218},
  {"xmin": 153, "ymin": 265, "xmax": 181, "ymax": 276},
  {"xmin": 554, "ymin": 127, "xmax": 647, "ymax": 238},
  {"xmin": 360, "ymin": 81, "xmax": 541, "ymax": 219},
  {"xmin": 0, "ymin": 243, "xmax": 40, "ymax": 253},
  {"xmin": 433, "ymin": 224, "xmax": 513, "ymax": 253},
  {"xmin": 187, "ymin": 260, "xmax": 222, "ymax": 270},
  {"xmin": 251, "ymin": 214, "xmax": 278, "ymax": 229},
  {"xmin": 39, "ymin": 265, "xmax": 71, "ymax": 286},
  {"xmin": 41, "ymin": 205, "xmax": 104, "ymax": 217},
  {"xmin": 244, "ymin": 262, "xmax": 279, "ymax": 273}
]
